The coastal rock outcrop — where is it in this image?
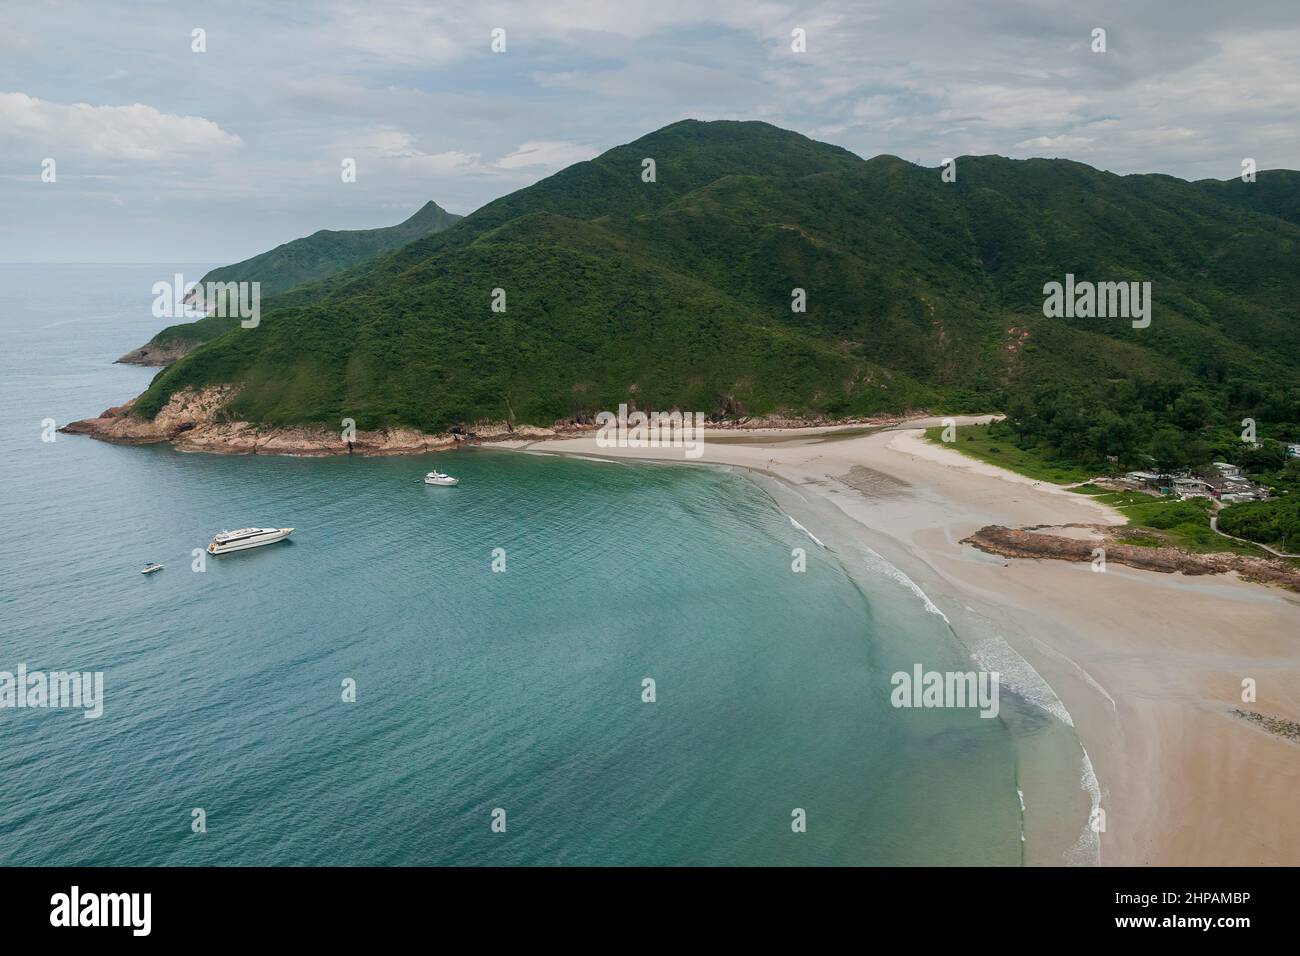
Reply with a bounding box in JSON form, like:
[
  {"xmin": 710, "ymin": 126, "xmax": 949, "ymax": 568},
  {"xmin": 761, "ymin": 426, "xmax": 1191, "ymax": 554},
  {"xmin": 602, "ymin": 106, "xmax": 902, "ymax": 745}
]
[
  {"xmin": 1233, "ymin": 708, "xmax": 1300, "ymax": 743},
  {"xmin": 61, "ymin": 386, "xmax": 235, "ymax": 445},
  {"xmin": 962, "ymin": 525, "xmax": 1300, "ymax": 592},
  {"xmin": 114, "ymin": 340, "xmax": 194, "ymax": 366},
  {"xmin": 61, "ymin": 387, "xmax": 570, "ymax": 457}
]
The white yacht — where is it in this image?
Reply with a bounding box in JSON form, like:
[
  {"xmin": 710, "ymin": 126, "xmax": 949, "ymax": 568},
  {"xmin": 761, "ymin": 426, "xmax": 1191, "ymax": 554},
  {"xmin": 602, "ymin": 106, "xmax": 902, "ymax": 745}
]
[
  {"xmin": 424, "ymin": 471, "xmax": 459, "ymax": 486},
  {"xmin": 207, "ymin": 527, "xmax": 294, "ymax": 555},
  {"xmin": 141, "ymin": 563, "xmax": 163, "ymax": 574}
]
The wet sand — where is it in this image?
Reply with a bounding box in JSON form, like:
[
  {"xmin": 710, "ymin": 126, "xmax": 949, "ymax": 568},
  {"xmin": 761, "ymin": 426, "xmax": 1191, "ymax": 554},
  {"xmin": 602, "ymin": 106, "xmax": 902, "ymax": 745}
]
[{"xmin": 497, "ymin": 417, "xmax": 1300, "ymax": 866}]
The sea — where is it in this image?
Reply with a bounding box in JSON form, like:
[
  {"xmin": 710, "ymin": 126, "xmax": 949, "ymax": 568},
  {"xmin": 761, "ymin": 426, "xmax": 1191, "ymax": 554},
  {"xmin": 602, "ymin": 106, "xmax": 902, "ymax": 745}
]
[{"xmin": 0, "ymin": 263, "xmax": 1080, "ymax": 865}]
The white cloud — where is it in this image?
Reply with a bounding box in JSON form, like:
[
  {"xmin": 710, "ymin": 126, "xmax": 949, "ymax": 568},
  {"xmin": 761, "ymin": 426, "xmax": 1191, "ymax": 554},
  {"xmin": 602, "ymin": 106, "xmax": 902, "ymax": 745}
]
[
  {"xmin": 496, "ymin": 140, "xmax": 598, "ymax": 170},
  {"xmin": 0, "ymin": 92, "xmax": 242, "ymax": 161},
  {"xmin": 851, "ymin": 95, "xmax": 900, "ymax": 120},
  {"xmin": 357, "ymin": 128, "xmax": 422, "ymax": 157},
  {"xmin": 534, "ymin": 60, "xmax": 758, "ymax": 101},
  {"xmin": 1014, "ymin": 133, "xmax": 1097, "ymax": 151},
  {"xmin": 406, "ymin": 151, "xmax": 484, "ymax": 174},
  {"xmin": 6, "ymin": 0, "xmax": 1300, "ymax": 260},
  {"xmin": 341, "ymin": 128, "xmax": 482, "ymax": 172},
  {"xmin": 310, "ymin": 0, "xmax": 796, "ymax": 67},
  {"xmin": 345, "ymin": 127, "xmax": 596, "ymax": 176}
]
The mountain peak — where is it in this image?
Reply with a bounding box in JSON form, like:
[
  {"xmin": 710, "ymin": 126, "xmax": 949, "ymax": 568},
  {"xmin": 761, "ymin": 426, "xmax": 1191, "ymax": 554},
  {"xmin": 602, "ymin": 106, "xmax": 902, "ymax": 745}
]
[
  {"xmin": 404, "ymin": 200, "xmax": 461, "ymax": 230},
  {"xmin": 625, "ymin": 118, "xmax": 862, "ymax": 167},
  {"xmin": 128, "ymin": 120, "xmax": 1300, "ymax": 445}
]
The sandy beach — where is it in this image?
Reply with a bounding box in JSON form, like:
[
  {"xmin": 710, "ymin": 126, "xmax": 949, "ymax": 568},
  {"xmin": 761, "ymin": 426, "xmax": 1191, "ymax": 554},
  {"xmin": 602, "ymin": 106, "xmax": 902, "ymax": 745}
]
[{"xmin": 496, "ymin": 417, "xmax": 1300, "ymax": 866}]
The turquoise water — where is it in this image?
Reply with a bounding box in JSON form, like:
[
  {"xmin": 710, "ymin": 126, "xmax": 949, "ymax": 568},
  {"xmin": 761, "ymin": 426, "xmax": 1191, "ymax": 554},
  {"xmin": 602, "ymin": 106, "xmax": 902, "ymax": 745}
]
[{"xmin": 0, "ymin": 264, "xmax": 1024, "ymax": 865}]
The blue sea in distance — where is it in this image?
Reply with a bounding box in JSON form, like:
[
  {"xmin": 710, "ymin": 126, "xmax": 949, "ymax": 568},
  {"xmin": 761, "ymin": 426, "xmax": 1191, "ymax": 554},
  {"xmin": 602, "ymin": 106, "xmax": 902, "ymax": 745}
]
[{"xmin": 0, "ymin": 264, "xmax": 1027, "ymax": 865}]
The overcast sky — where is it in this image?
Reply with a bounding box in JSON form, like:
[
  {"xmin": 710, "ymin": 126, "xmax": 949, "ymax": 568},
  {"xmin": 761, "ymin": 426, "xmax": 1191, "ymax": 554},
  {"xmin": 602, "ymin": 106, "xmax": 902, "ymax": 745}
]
[{"xmin": 3, "ymin": 0, "xmax": 1297, "ymax": 262}]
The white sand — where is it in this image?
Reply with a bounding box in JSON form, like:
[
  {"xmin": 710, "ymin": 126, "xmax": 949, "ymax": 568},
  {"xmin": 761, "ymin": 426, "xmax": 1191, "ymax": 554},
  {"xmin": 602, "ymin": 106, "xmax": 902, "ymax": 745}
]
[{"xmin": 495, "ymin": 417, "xmax": 1300, "ymax": 865}]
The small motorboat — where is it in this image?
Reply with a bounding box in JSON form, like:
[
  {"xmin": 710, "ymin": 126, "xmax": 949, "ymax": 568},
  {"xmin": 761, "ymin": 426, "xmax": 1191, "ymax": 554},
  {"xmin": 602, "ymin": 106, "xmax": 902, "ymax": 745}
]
[
  {"xmin": 141, "ymin": 563, "xmax": 164, "ymax": 574},
  {"xmin": 424, "ymin": 471, "xmax": 459, "ymax": 486}
]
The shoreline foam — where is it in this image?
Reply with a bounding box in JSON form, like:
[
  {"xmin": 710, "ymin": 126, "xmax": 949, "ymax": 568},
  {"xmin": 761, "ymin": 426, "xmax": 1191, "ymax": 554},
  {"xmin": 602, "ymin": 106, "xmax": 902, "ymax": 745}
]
[
  {"xmin": 490, "ymin": 418, "xmax": 1300, "ymax": 865},
  {"xmin": 491, "ymin": 433, "xmax": 1095, "ymax": 865}
]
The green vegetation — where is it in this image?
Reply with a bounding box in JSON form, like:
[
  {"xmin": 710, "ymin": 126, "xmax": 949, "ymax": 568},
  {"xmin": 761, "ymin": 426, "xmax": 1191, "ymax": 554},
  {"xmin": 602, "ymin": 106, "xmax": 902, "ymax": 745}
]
[
  {"xmin": 137, "ymin": 310, "xmax": 236, "ymax": 352},
  {"xmin": 130, "ymin": 120, "xmax": 1300, "ymax": 457},
  {"xmin": 934, "ymin": 428, "xmax": 1298, "ymax": 556},
  {"xmin": 1217, "ymin": 497, "xmax": 1300, "ymax": 553},
  {"xmin": 1072, "ymin": 485, "xmax": 1270, "ymax": 556},
  {"xmin": 139, "ymin": 201, "xmax": 462, "ymax": 350},
  {"xmin": 923, "ymin": 423, "xmax": 1094, "ymax": 483},
  {"xmin": 200, "ymin": 199, "xmax": 461, "ymax": 296},
  {"xmin": 1001, "ymin": 390, "xmax": 1299, "ymax": 477},
  {"xmin": 1233, "ymin": 442, "xmax": 1300, "ymax": 494},
  {"xmin": 1197, "ymin": 169, "xmax": 1300, "ymax": 228}
]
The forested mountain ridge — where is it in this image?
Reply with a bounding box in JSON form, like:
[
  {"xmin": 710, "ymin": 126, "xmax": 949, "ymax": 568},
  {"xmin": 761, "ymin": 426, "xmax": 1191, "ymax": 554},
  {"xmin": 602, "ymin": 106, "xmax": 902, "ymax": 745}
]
[
  {"xmin": 116, "ymin": 201, "xmax": 462, "ymax": 365},
  {"xmin": 117, "ymin": 120, "xmax": 1298, "ymax": 463}
]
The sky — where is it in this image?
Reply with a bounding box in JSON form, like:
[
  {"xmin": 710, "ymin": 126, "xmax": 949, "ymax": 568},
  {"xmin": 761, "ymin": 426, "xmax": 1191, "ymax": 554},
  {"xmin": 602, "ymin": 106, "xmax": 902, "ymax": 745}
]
[{"xmin": 2, "ymin": 0, "xmax": 1298, "ymax": 262}]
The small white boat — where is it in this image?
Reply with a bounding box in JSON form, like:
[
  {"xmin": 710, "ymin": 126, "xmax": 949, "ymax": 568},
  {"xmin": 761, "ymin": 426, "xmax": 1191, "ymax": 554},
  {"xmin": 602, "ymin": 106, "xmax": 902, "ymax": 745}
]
[
  {"xmin": 141, "ymin": 563, "xmax": 163, "ymax": 574},
  {"xmin": 207, "ymin": 527, "xmax": 294, "ymax": 555},
  {"xmin": 424, "ymin": 471, "xmax": 459, "ymax": 486}
]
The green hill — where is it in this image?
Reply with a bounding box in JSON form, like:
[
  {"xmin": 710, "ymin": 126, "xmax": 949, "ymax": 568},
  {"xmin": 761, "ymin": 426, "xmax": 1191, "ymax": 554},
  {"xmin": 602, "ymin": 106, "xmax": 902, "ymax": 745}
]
[
  {"xmin": 129, "ymin": 120, "xmax": 1300, "ymax": 449},
  {"xmin": 1197, "ymin": 169, "xmax": 1300, "ymax": 227},
  {"xmin": 116, "ymin": 200, "xmax": 462, "ymax": 364}
]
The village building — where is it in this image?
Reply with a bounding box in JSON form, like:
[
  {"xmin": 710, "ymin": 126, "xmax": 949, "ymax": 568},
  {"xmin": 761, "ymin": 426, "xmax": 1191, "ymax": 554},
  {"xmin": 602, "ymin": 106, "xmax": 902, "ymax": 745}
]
[
  {"xmin": 1119, "ymin": 469, "xmax": 1271, "ymax": 502},
  {"xmin": 1172, "ymin": 477, "xmax": 1214, "ymax": 498}
]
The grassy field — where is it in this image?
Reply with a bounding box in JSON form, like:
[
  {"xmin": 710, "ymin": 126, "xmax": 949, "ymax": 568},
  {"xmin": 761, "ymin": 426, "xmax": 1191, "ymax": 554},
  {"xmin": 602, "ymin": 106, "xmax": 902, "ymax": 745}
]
[
  {"xmin": 925, "ymin": 424, "xmax": 1276, "ymax": 557},
  {"xmin": 923, "ymin": 424, "xmax": 1096, "ymax": 484},
  {"xmin": 1072, "ymin": 485, "xmax": 1273, "ymax": 557},
  {"xmin": 929, "ymin": 425, "xmax": 1300, "ymax": 562}
]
